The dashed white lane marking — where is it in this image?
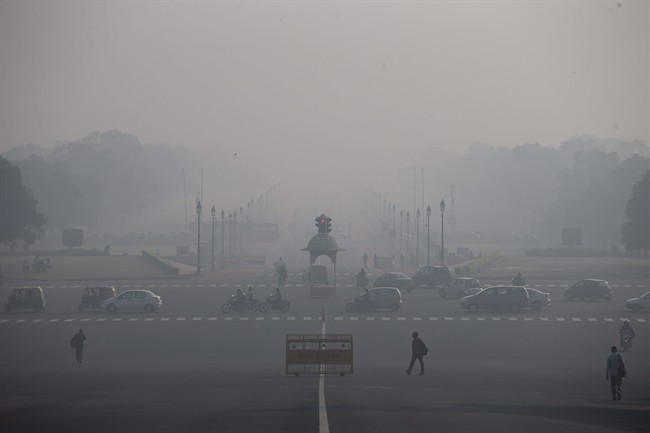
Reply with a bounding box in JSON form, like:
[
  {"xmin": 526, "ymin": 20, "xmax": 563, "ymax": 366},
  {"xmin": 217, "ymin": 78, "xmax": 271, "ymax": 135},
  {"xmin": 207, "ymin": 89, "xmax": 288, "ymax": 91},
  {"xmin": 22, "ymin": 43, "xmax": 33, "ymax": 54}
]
[{"xmin": 2, "ymin": 316, "xmax": 649, "ymax": 324}]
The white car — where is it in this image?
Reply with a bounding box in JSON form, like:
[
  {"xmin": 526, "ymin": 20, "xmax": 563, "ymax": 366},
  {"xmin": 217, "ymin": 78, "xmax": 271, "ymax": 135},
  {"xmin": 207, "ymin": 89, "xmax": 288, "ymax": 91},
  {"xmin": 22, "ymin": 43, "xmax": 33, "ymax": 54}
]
[
  {"xmin": 525, "ymin": 288, "xmax": 551, "ymax": 311},
  {"xmin": 626, "ymin": 291, "xmax": 650, "ymax": 312},
  {"xmin": 101, "ymin": 290, "xmax": 162, "ymax": 313}
]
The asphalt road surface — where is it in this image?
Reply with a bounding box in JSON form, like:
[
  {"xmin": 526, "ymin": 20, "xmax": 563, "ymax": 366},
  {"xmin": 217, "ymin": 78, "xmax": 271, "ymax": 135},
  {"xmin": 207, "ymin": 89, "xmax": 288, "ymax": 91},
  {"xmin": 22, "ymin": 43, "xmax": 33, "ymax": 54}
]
[{"xmin": 2, "ymin": 273, "xmax": 649, "ymax": 433}]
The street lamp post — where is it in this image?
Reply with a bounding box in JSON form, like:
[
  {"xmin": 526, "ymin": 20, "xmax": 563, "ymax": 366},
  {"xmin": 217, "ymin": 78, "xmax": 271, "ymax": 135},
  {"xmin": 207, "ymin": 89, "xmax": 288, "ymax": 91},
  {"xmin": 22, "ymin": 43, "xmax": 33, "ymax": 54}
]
[
  {"xmin": 211, "ymin": 206, "xmax": 216, "ymax": 271},
  {"xmin": 416, "ymin": 209, "xmax": 420, "ymax": 268},
  {"xmin": 228, "ymin": 212, "xmax": 233, "ymax": 258},
  {"xmin": 440, "ymin": 198, "xmax": 446, "ymax": 265},
  {"xmin": 406, "ymin": 211, "xmax": 411, "ymax": 265},
  {"xmin": 196, "ymin": 199, "xmax": 202, "ymax": 275},
  {"xmin": 399, "ymin": 210, "xmax": 403, "ymax": 253},
  {"xmin": 220, "ymin": 210, "xmax": 225, "ymax": 264},
  {"xmin": 426, "ymin": 205, "xmax": 431, "ymax": 266},
  {"xmin": 233, "ymin": 210, "xmax": 237, "ymax": 258},
  {"xmin": 240, "ymin": 206, "xmax": 243, "ymax": 260}
]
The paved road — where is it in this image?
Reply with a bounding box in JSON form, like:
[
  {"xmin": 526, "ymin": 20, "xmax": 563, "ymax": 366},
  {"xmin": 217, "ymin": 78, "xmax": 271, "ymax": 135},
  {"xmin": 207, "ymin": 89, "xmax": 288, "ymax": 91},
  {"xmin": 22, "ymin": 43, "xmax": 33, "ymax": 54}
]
[{"xmin": 2, "ymin": 273, "xmax": 649, "ymax": 433}]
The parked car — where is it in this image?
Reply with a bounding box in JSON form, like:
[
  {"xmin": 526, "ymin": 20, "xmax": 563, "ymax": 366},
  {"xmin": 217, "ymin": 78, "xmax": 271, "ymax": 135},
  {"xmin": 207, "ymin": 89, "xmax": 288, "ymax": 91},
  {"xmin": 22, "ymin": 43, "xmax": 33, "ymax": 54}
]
[
  {"xmin": 412, "ymin": 266, "xmax": 455, "ymax": 289},
  {"xmin": 564, "ymin": 279, "xmax": 612, "ymax": 301},
  {"xmin": 460, "ymin": 286, "xmax": 529, "ymax": 313},
  {"xmin": 625, "ymin": 291, "xmax": 650, "ymax": 312},
  {"xmin": 525, "ymin": 288, "xmax": 551, "ymax": 311},
  {"xmin": 100, "ymin": 290, "xmax": 162, "ymax": 313},
  {"xmin": 4, "ymin": 287, "xmax": 45, "ymax": 313},
  {"xmin": 373, "ymin": 272, "xmax": 414, "ymax": 293},
  {"xmin": 78, "ymin": 286, "xmax": 116, "ymax": 312},
  {"xmin": 346, "ymin": 287, "xmax": 403, "ymax": 312},
  {"xmin": 439, "ymin": 277, "xmax": 482, "ymax": 298}
]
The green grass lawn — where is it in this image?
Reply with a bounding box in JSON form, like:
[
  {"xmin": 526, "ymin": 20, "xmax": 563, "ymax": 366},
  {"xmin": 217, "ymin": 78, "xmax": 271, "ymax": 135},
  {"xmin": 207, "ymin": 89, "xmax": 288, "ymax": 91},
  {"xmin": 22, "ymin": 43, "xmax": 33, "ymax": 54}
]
[
  {"xmin": 0, "ymin": 255, "xmax": 175, "ymax": 280},
  {"xmin": 478, "ymin": 255, "xmax": 650, "ymax": 280}
]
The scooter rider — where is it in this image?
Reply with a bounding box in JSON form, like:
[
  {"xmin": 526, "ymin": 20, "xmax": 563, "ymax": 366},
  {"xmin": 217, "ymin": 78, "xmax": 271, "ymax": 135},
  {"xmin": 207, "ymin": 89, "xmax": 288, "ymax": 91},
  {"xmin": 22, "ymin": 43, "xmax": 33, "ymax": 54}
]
[
  {"xmin": 619, "ymin": 320, "xmax": 635, "ymax": 347},
  {"xmin": 268, "ymin": 287, "xmax": 282, "ymax": 302},
  {"xmin": 232, "ymin": 288, "xmax": 246, "ymax": 306}
]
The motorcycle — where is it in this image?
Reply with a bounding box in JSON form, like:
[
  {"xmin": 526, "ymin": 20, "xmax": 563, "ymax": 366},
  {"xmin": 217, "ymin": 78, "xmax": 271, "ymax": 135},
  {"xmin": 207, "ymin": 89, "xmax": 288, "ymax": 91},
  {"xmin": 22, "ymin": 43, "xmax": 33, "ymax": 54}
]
[
  {"xmin": 345, "ymin": 295, "xmax": 373, "ymax": 313},
  {"xmin": 620, "ymin": 333, "xmax": 632, "ymax": 351},
  {"xmin": 265, "ymin": 295, "xmax": 291, "ymax": 313},
  {"xmin": 221, "ymin": 296, "xmax": 268, "ymax": 313}
]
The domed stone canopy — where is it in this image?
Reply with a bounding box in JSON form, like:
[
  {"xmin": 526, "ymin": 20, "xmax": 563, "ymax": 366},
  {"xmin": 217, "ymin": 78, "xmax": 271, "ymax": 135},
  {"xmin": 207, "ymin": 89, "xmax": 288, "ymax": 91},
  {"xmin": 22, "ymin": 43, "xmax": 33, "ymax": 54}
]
[{"xmin": 302, "ymin": 233, "xmax": 345, "ymax": 264}]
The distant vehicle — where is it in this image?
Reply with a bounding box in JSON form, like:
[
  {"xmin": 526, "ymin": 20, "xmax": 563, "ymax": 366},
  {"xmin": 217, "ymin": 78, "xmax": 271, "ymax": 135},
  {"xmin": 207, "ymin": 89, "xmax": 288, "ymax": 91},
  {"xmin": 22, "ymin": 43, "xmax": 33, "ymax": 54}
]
[
  {"xmin": 439, "ymin": 277, "xmax": 482, "ymax": 298},
  {"xmin": 4, "ymin": 287, "xmax": 45, "ymax": 313},
  {"xmin": 100, "ymin": 290, "xmax": 162, "ymax": 313},
  {"xmin": 373, "ymin": 272, "xmax": 413, "ymax": 293},
  {"xmin": 346, "ymin": 287, "xmax": 402, "ymax": 312},
  {"xmin": 78, "ymin": 286, "xmax": 116, "ymax": 312},
  {"xmin": 460, "ymin": 286, "xmax": 529, "ymax": 313},
  {"xmin": 412, "ymin": 266, "xmax": 455, "ymax": 289},
  {"xmin": 564, "ymin": 279, "xmax": 612, "ymax": 302},
  {"xmin": 625, "ymin": 291, "xmax": 650, "ymax": 312},
  {"xmin": 525, "ymin": 288, "xmax": 551, "ymax": 311}
]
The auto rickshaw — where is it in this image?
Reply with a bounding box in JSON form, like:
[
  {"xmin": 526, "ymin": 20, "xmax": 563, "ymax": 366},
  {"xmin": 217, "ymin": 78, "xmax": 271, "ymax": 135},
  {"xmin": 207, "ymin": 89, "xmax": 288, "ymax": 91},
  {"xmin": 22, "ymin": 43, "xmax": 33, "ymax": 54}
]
[
  {"xmin": 78, "ymin": 286, "xmax": 116, "ymax": 312},
  {"xmin": 4, "ymin": 287, "xmax": 46, "ymax": 313}
]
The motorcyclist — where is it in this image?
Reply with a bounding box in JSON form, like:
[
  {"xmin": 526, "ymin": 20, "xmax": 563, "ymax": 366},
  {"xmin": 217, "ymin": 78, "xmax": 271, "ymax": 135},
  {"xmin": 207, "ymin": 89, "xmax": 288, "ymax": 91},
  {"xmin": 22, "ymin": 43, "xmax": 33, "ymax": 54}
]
[
  {"xmin": 619, "ymin": 320, "xmax": 635, "ymax": 347},
  {"xmin": 247, "ymin": 286, "xmax": 254, "ymax": 302},
  {"xmin": 359, "ymin": 287, "xmax": 371, "ymax": 308},
  {"xmin": 356, "ymin": 268, "xmax": 368, "ymax": 288},
  {"xmin": 231, "ymin": 288, "xmax": 245, "ymax": 306},
  {"xmin": 512, "ymin": 272, "xmax": 525, "ymax": 286},
  {"xmin": 268, "ymin": 287, "xmax": 282, "ymax": 303}
]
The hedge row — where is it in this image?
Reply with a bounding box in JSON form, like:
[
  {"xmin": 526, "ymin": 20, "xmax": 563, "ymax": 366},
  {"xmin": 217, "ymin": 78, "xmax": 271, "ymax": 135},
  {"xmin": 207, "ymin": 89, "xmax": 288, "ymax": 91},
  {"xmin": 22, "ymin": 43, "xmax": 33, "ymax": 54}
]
[
  {"xmin": 452, "ymin": 251, "xmax": 500, "ymax": 276},
  {"xmin": 141, "ymin": 250, "xmax": 180, "ymax": 275}
]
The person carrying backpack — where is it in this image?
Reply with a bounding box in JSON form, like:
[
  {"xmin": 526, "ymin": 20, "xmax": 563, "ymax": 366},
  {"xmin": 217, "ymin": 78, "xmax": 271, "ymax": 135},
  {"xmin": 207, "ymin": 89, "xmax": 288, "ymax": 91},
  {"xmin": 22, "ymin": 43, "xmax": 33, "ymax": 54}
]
[{"xmin": 406, "ymin": 331, "xmax": 428, "ymax": 376}]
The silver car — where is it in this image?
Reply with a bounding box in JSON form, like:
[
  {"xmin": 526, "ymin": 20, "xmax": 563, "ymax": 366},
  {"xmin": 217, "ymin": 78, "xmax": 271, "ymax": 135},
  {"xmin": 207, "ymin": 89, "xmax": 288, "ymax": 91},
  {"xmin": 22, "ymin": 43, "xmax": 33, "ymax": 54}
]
[
  {"xmin": 525, "ymin": 288, "xmax": 551, "ymax": 311},
  {"xmin": 439, "ymin": 277, "xmax": 482, "ymax": 298},
  {"xmin": 626, "ymin": 291, "xmax": 650, "ymax": 311},
  {"xmin": 101, "ymin": 290, "xmax": 162, "ymax": 313}
]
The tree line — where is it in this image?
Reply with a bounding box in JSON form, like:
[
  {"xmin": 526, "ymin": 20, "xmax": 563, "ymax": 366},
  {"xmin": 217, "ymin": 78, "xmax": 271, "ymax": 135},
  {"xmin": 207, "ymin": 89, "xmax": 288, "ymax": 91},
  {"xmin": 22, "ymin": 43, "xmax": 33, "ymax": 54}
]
[{"xmin": 1, "ymin": 130, "xmax": 649, "ymax": 253}]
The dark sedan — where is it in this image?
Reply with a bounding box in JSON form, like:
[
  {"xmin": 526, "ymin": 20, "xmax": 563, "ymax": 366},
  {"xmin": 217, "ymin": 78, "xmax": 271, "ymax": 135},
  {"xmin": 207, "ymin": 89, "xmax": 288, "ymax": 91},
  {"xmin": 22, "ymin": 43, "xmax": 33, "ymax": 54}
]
[{"xmin": 373, "ymin": 272, "xmax": 414, "ymax": 293}]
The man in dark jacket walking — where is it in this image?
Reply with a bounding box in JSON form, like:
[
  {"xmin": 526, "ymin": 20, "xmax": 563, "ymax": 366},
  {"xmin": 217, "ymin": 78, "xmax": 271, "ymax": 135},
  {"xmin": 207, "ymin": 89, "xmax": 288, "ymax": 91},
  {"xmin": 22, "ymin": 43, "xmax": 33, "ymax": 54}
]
[
  {"xmin": 70, "ymin": 329, "xmax": 86, "ymax": 364},
  {"xmin": 606, "ymin": 345, "xmax": 626, "ymax": 400},
  {"xmin": 407, "ymin": 331, "xmax": 427, "ymax": 376}
]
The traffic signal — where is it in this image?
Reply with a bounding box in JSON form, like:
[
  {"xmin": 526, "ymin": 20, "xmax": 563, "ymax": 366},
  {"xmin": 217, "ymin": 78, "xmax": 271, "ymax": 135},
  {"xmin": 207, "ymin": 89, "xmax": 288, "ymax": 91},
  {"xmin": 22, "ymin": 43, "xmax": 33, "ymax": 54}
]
[
  {"xmin": 326, "ymin": 217, "xmax": 332, "ymax": 233},
  {"xmin": 315, "ymin": 215, "xmax": 326, "ymax": 234}
]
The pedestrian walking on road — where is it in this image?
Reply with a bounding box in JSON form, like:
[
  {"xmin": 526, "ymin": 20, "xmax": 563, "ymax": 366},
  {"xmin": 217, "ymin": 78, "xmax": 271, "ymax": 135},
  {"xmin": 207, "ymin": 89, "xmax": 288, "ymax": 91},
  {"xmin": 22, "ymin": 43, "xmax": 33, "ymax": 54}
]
[
  {"xmin": 406, "ymin": 331, "xmax": 428, "ymax": 376},
  {"xmin": 363, "ymin": 252, "xmax": 368, "ymax": 268},
  {"xmin": 606, "ymin": 345, "xmax": 626, "ymax": 400},
  {"xmin": 70, "ymin": 329, "xmax": 86, "ymax": 364},
  {"xmin": 373, "ymin": 254, "xmax": 379, "ymax": 269}
]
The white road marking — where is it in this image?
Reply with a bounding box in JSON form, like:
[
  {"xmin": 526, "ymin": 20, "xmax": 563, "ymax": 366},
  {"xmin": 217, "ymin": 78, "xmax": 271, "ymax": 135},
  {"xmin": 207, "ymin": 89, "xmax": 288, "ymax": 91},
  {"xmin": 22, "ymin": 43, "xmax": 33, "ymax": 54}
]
[
  {"xmin": 3, "ymin": 315, "xmax": 649, "ymax": 324},
  {"xmin": 319, "ymin": 316, "xmax": 330, "ymax": 433}
]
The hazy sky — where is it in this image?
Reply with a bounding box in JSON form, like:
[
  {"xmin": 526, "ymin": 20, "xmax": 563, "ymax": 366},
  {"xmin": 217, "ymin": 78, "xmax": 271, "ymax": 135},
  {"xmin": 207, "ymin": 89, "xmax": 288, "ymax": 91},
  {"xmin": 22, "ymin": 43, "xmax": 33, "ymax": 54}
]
[{"xmin": 1, "ymin": 1, "xmax": 648, "ymax": 157}]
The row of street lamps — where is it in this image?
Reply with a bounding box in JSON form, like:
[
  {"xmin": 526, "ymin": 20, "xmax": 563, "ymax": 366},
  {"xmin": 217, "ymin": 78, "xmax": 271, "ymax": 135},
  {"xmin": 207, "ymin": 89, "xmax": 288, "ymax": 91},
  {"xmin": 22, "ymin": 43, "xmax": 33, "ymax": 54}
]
[
  {"xmin": 195, "ymin": 200, "xmax": 250, "ymax": 275},
  {"xmin": 396, "ymin": 198, "xmax": 446, "ymax": 267}
]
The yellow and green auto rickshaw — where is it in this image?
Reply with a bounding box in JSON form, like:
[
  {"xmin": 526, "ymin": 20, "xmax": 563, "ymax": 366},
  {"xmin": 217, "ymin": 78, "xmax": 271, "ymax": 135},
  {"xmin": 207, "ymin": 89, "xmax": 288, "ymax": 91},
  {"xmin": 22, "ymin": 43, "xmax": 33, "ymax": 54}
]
[
  {"xmin": 4, "ymin": 287, "xmax": 46, "ymax": 312},
  {"xmin": 78, "ymin": 286, "xmax": 116, "ymax": 312}
]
